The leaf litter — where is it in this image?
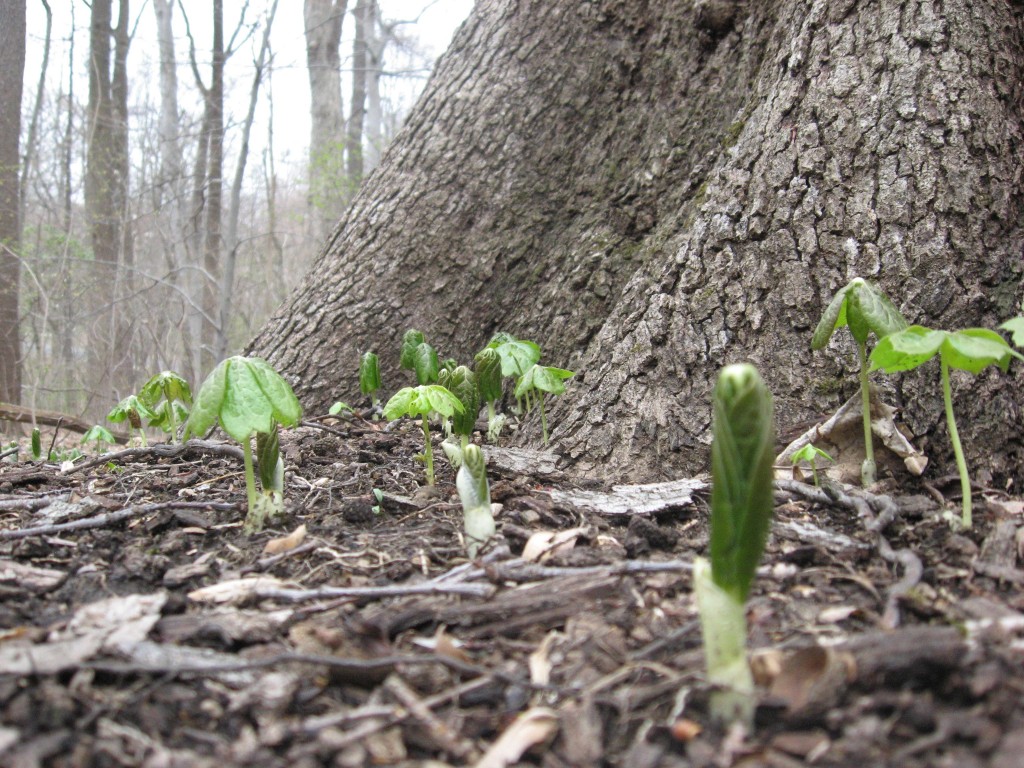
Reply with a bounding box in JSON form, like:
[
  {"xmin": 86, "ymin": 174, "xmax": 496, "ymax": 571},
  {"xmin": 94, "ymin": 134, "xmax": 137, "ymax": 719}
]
[{"xmin": 1, "ymin": 414, "xmax": 1024, "ymax": 766}]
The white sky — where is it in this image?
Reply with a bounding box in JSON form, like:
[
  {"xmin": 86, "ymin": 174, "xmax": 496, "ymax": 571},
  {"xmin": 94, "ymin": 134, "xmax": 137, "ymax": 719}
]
[{"xmin": 23, "ymin": 0, "xmax": 474, "ymax": 182}]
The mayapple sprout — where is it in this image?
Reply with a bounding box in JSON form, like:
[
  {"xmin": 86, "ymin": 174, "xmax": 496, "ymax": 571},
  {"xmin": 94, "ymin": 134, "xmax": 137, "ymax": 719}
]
[
  {"xmin": 383, "ymin": 384, "xmax": 464, "ymax": 485},
  {"xmin": 790, "ymin": 443, "xmax": 834, "ymax": 487},
  {"xmin": 694, "ymin": 363, "xmax": 775, "ymax": 728},
  {"xmin": 513, "ymin": 364, "xmax": 574, "ymax": 444},
  {"xmin": 81, "ymin": 425, "xmax": 116, "ymax": 452},
  {"xmin": 811, "ymin": 278, "xmax": 907, "ymax": 486},
  {"xmin": 473, "ymin": 347, "xmax": 506, "ymax": 442},
  {"xmin": 139, "ymin": 370, "xmax": 192, "ymax": 443},
  {"xmin": 184, "ymin": 356, "xmax": 302, "ymax": 533},
  {"xmin": 359, "ymin": 351, "xmax": 382, "ymax": 407},
  {"xmin": 108, "ymin": 394, "xmax": 158, "ymax": 446},
  {"xmin": 457, "ymin": 444, "xmax": 495, "ymax": 557},
  {"xmin": 870, "ymin": 326, "xmax": 1023, "ymax": 529},
  {"xmin": 399, "ymin": 329, "xmax": 440, "ymax": 384}
]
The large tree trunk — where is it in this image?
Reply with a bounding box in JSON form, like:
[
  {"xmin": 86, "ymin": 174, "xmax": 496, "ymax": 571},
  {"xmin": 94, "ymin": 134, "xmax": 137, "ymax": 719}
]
[
  {"xmin": 251, "ymin": 0, "xmax": 1024, "ymax": 485},
  {"xmin": 0, "ymin": 0, "xmax": 26, "ymax": 406}
]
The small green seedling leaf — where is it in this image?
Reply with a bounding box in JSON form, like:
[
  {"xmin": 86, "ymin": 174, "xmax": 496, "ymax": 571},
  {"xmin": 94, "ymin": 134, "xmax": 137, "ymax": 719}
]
[
  {"xmin": 493, "ymin": 338, "xmax": 541, "ymax": 378},
  {"xmin": 513, "ymin": 364, "xmax": 574, "ymax": 444},
  {"xmin": 139, "ymin": 370, "xmax": 192, "ymax": 409},
  {"xmin": 108, "ymin": 395, "xmax": 157, "ymax": 429},
  {"xmin": 383, "ymin": 385, "xmax": 465, "ymax": 485},
  {"xmin": 329, "ymin": 401, "xmax": 353, "ymax": 416},
  {"xmin": 790, "ymin": 443, "xmax": 834, "ymax": 486},
  {"xmin": 1000, "ymin": 316, "xmax": 1024, "ymax": 347},
  {"xmin": 811, "ymin": 277, "xmax": 908, "ymax": 487},
  {"xmin": 359, "ymin": 351, "xmax": 381, "ymax": 400},
  {"xmin": 870, "ymin": 325, "xmax": 1023, "ymax": 529},
  {"xmin": 400, "ymin": 329, "xmax": 426, "ymax": 370},
  {"xmin": 82, "ymin": 425, "xmax": 116, "ymax": 450},
  {"xmin": 413, "ymin": 342, "xmax": 440, "ymax": 385}
]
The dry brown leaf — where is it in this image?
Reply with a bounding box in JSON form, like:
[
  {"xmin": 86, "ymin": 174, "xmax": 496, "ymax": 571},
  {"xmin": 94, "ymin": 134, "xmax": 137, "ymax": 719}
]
[
  {"xmin": 528, "ymin": 631, "xmax": 560, "ymax": 686},
  {"xmin": 768, "ymin": 646, "xmax": 855, "ymax": 717},
  {"xmin": 262, "ymin": 524, "xmax": 307, "ymax": 555},
  {"xmin": 474, "ymin": 708, "xmax": 559, "ymax": 768},
  {"xmin": 521, "ymin": 527, "xmax": 583, "ymax": 563}
]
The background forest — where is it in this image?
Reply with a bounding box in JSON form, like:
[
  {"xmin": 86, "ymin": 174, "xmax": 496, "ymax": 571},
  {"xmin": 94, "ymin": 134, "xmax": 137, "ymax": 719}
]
[{"xmin": 1, "ymin": 0, "xmax": 470, "ymax": 425}]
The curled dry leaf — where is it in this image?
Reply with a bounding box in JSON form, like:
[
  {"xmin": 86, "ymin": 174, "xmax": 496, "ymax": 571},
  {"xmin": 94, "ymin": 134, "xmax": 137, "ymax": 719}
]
[
  {"xmin": 765, "ymin": 646, "xmax": 856, "ymax": 718},
  {"xmin": 521, "ymin": 527, "xmax": 584, "ymax": 563},
  {"xmin": 474, "ymin": 707, "xmax": 559, "ymax": 768},
  {"xmin": 528, "ymin": 630, "xmax": 560, "ymax": 686},
  {"xmin": 262, "ymin": 524, "xmax": 307, "ymax": 556}
]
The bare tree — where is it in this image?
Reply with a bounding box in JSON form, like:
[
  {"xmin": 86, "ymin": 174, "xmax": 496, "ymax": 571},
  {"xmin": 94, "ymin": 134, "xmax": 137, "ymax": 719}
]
[
  {"xmin": 0, "ymin": 0, "xmax": 26, "ymax": 406},
  {"xmin": 304, "ymin": 0, "xmax": 348, "ymax": 243},
  {"xmin": 346, "ymin": 0, "xmax": 368, "ymax": 190}
]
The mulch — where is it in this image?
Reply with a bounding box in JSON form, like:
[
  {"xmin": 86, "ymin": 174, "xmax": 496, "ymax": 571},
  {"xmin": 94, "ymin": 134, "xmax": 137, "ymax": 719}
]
[{"xmin": 1, "ymin": 412, "xmax": 1023, "ymax": 767}]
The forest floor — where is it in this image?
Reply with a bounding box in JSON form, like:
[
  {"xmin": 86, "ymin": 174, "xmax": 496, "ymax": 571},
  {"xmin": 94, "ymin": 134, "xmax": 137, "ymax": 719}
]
[{"xmin": 1, "ymin": 412, "xmax": 1023, "ymax": 768}]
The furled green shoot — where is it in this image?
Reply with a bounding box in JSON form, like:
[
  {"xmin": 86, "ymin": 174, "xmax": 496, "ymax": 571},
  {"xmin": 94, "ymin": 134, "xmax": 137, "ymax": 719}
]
[
  {"xmin": 383, "ymin": 384, "xmax": 464, "ymax": 485},
  {"xmin": 790, "ymin": 443, "xmax": 834, "ymax": 487},
  {"xmin": 82, "ymin": 425, "xmax": 116, "ymax": 452},
  {"xmin": 870, "ymin": 326, "xmax": 1023, "ymax": 529},
  {"xmin": 513, "ymin": 364, "xmax": 574, "ymax": 444},
  {"xmin": 457, "ymin": 444, "xmax": 495, "ymax": 557},
  {"xmin": 359, "ymin": 351, "xmax": 382, "ymax": 407},
  {"xmin": 184, "ymin": 356, "xmax": 302, "ymax": 532},
  {"xmin": 811, "ymin": 278, "xmax": 907, "ymax": 486},
  {"xmin": 31, "ymin": 428, "xmax": 41, "ymax": 460},
  {"xmin": 447, "ymin": 366, "xmax": 479, "ymax": 450},
  {"xmin": 108, "ymin": 395, "xmax": 157, "ymax": 446},
  {"xmin": 695, "ymin": 363, "xmax": 775, "ymax": 728},
  {"xmin": 399, "ymin": 329, "xmax": 426, "ymax": 370},
  {"xmin": 474, "ymin": 347, "xmax": 506, "ymax": 442},
  {"xmin": 139, "ymin": 370, "xmax": 192, "ymax": 443}
]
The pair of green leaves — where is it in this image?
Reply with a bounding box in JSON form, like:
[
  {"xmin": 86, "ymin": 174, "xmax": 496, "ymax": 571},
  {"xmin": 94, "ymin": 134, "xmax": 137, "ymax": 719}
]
[
  {"xmin": 400, "ymin": 330, "xmax": 441, "ymax": 385},
  {"xmin": 811, "ymin": 277, "xmax": 908, "ymax": 351}
]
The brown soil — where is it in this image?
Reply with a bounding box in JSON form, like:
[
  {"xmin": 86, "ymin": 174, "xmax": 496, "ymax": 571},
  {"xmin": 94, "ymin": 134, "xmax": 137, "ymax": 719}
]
[{"xmin": 1, "ymin": 413, "xmax": 1023, "ymax": 767}]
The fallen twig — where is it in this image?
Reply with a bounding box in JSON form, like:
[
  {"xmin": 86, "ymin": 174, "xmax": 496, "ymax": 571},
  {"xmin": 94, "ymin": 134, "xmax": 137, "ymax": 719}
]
[
  {"xmin": 64, "ymin": 440, "xmax": 245, "ymax": 475},
  {"xmin": 0, "ymin": 500, "xmax": 238, "ymax": 540}
]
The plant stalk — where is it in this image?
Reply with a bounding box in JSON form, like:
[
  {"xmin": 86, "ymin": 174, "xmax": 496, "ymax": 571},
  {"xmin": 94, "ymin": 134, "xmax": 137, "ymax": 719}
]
[
  {"xmin": 941, "ymin": 358, "xmax": 972, "ymax": 528},
  {"xmin": 857, "ymin": 341, "xmax": 876, "ymax": 486},
  {"xmin": 242, "ymin": 437, "xmax": 259, "ymax": 519},
  {"xmin": 539, "ymin": 396, "xmax": 548, "ymax": 444},
  {"xmin": 421, "ymin": 414, "xmax": 435, "ymax": 485}
]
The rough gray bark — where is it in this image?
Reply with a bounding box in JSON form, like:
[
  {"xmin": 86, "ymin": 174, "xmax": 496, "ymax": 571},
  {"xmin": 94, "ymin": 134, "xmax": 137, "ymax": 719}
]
[
  {"xmin": 0, "ymin": 0, "xmax": 25, "ymax": 406},
  {"xmin": 251, "ymin": 0, "xmax": 1024, "ymax": 485}
]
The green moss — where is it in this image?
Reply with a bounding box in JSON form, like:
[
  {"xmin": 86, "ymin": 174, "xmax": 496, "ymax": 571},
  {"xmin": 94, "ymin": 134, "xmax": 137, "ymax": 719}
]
[
  {"xmin": 811, "ymin": 377, "xmax": 845, "ymax": 397},
  {"xmin": 722, "ymin": 120, "xmax": 746, "ymax": 149}
]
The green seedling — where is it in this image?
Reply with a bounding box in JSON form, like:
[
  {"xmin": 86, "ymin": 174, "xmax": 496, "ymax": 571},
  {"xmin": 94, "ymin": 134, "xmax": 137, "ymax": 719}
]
[
  {"xmin": 694, "ymin": 363, "xmax": 775, "ymax": 728},
  {"xmin": 812, "ymin": 278, "xmax": 908, "ymax": 486},
  {"xmin": 383, "ymin": 384, "xmax": 464, "ymax": 486},
  {"xmin": 139, "ymin": 370, "xmax": 192, "ymax": 443},
  {"xmin": 1000, "ymin": 315, "xmax": 1024, "ymax": 347},
  {"xmin": 81, "ymin": 425, "xmax": 116, "ymax": 452},
  {"xmin": 870, "ymin": 326, "xmax": 1023, "ymax": 529},
  {"xmin": 488, "ymin": 333, "xmax": 541, "ymax": 378},
  {"xmin": 329, "ymin": 401, "xmax": 354, "ymax": 416},
  {"xmin": 790, "ymin": 443, "xmax": 834, "ymax": 487},
  {"xmin": 438, "ymin": 366, "xmax": 480, "ymax": 468},
  {"xmin": 108, "ymin": 394, "xmax": 158, "ymax": 446},
  {"xmin": 514, "ymin": 364, "xmax": 574, "ymax": 444},
  {"xmin": 399, "ymin": 329, "xmax": 440, "ymax": 385},
  {"xmin": 474, "ymin": 347, "xmax": 506, "ymax": 442},
  {"xmin": 371, "ymin": 488, "xmax": 384, "ymax": 515},
  {"xmin": 31, "ymin": 428, "xmax": 41, "ymax": 460},
  {"xmin": 184, "ymin": 355, "xmax": 303, "ymax": 533},
  {"xmin": 457, "ymin": 444, "xmax": 495, "ymax": 557},
  {"xmin": 359, "ymin": 351, "xmax": 382, "ymax": 407}
]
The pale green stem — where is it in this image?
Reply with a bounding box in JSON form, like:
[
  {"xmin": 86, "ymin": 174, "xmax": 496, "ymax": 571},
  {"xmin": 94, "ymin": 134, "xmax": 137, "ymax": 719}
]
[
  {"xmin": 421, "ymin": 414, "xmax": 435, "ymax": 485},
  {"xmin": 941, "ymin": 358, "xmax": 972, "ymax": 528},
  {"xmin": 242, "ymin": 437, "xmax": 259, "ymax": 516},
  {"xmin": 167, "ymin": 399, "xmax": 178, "ymax": 444},
  {"xmin": 857, "ymin": 341, "xmax": 876, "ymax": 486}
]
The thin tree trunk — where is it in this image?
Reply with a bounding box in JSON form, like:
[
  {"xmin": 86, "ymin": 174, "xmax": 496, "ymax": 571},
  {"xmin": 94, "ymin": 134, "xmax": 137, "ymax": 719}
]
[
  {"xmin": 218, "ymin": 0, "xmax": 279, "ymax": 362},
  {"xmin": 19, "ymin": 0, "xmax": 50, "ymax": 230},
  {"xmin": 251, "ymin": 0, "xmax": 1024, "ymax": 485},
  {"xmin": 364, "ymin": 0, "xmax": 383, "ymax": 175},
  {"xmin": 346, "ymin": 0, "xmax": 368, "ymax": 188},
  {"xmin": 0, "ymin": 0, "xmax": 26, "ymax": 406},
  {"xmin": 304, "ymin": 0, "xmax": 348, "ymax": 243}
]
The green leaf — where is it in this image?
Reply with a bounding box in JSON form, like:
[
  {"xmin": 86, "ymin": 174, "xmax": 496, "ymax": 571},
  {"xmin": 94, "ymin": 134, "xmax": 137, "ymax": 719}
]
[
  {"xmin": 108, "ymin": 395, "xmax": 157, "ymax": 428},
  {"xmin": 400, "ymin": 329, "xmax": 425, "ymax": 370},
  {"xmin": 495, "ymin": 339, "xmax": 541, "ymax": 377},
  {"xmin": 147, "ymin": 400, "xmax": 190, "ymax": 432},
  {"xmin": 139, "ymin": 370, "xmax": 192, "ymax": 408},
  {"xmin": 81, "ymin": 425, "xmax": 116, "ymax": 446},
  {"xmin": 810, "ymin": 284, "xmax": 851, "ymax": 350},
  {"xmin": 868, "ymin": 325, "xmax": 945, "ymax": 373},
  {"xmin": 383, "ymin": 385, "xmax": 464, "ymax": 421},
  {"xmin": 256, "ymin": 425, "xmax": 281, "ymax": 491},
  {"xmin": 413, "ymin": 342, "xmax": 440, "ymax": 385},
  {"xmin": 709, "ymin": 364, "xmax": 775, "ymax": 603},
  {"xmin": 1000, "ymin": 316, "xmax": 1024, "ymax": 347},
  {"xmin": 474, "ymin": 347, "xmax": 503, "ymax": 403},
  {"xmin": 514, "ymin": 365, "xmax": 574, "ymax": 398},
  {"xmin": 447, "ymin": 366, "xmax": 479, "ymax": 437},
  {"xmin": 184, "ymin": 356, "xmax": 303, "ymax": 443},
  {"xmin": 359, "ymin": 351, "xmax": 381, "ymax": 395},
  {"xmin": 871, "ymin": 325, "xmax": 1021, "ymax": 375},
  {"xmin": 943, "ymin": 328, "xmax": 1016, "ymax": 374},
  {"xmin": 791, "ymin": 443, "xmax": 833, "ymax": 465},
  {"xmin": 329, "ymin": 401, "xmax": 353, "ymax": 415},
  {"xmin": 811, "ymin": 278, "xmax": 907, "ymax": 350}
]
